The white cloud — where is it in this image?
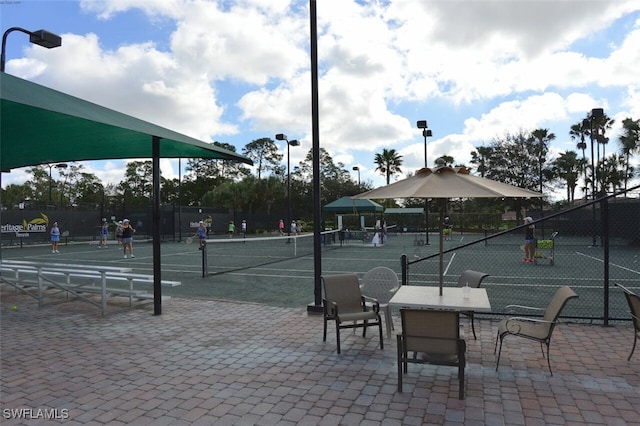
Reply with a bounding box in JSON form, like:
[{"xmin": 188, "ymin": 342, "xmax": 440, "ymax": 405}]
[{"xmin": 4, "ymin": 0, "xmax": 640, "ymax": 198}]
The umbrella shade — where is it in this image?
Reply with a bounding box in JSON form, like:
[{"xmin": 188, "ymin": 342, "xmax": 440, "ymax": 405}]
[
  {"xmin": 352, "ymin": 166, "xmax": 543, "ymax": 200},
  {"xmin": 352, "ymin": 166, "xmax": 542, "ymax": 294}
]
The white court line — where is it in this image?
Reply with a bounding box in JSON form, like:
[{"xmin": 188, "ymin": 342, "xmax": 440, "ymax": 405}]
[
  {"xmin": 443, "ymin": 252, "xmax": 456, "ymax": 276},
  {"xmin": 575, "ymin": 251, "xmax": 640, "ymax": 275}
]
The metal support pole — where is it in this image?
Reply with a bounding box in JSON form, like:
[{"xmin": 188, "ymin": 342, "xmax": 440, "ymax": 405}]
[{"xmin": 602, "ymin": 198, "xmax": 610, "ymax": 326}]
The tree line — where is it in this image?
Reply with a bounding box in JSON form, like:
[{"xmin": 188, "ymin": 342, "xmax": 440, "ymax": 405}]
[{"xmin": 3, "ymin": 112, "xmax": 638, "ymax": 222}]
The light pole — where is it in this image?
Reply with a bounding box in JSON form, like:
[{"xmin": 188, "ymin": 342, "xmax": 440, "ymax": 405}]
[
  {"xmin": 417, "ymin": 120, "xmax": 432, "ymax": 245},
  {"xmin": 352, "ymin": 166, "xmax": 360, "ymax": 188},
  {"xmin": 1, "ymin": 27, "xmax": 62, "ymax": 72},
  {"xmin": 276, "ymin": 134, "xmax": 299, "ymax": 237},
  {"xmin": 538, "ymin": 142, "xmax": 545, "ymax": 239},
  {"xmin": 48, "ymin": 163, "xmax": 67, "ymax": 208}
]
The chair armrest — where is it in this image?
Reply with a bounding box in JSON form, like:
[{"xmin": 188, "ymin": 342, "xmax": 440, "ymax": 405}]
[
  {"xmin": 323, "ymin": 299, "xmax": 339, "ymax": 316},
  {"xmin": 505, "ymin": 316, "xmax": 554, "ymax": 333},
  {"xmin": 362, "ymin": 295, "xmax": 380, "ymax": 313},
  {"xmin": 505, "ymin": 304, "xmax": 545, "ymax": 313}
]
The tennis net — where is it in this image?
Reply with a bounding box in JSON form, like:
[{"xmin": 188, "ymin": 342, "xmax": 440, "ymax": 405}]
[{"xmin": 202, "ymin": 230, "xmax": 341, "ymax": 275}]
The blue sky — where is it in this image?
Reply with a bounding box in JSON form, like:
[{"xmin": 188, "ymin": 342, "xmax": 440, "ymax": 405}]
[{"xmin": 2, "ymin": 0, "xmax": 640, "ymax": 200}]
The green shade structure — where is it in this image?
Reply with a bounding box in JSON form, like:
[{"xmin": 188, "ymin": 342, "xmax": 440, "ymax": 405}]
[
  {"xmin": 322, "ymin": 196, "xmax": 383, "ymax": 213},
  {"xmin": 0, "ymin": 72, "xmax": 252, "ymax": 315},
  {"xmin": 1, "ymin": 73, "xmax": 252, "ymax": 170}
]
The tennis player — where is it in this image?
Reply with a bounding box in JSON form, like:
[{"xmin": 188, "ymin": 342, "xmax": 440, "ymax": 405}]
[{"xmin": 195, "ymin": 221, "xmax": 207, "ymax": 249}]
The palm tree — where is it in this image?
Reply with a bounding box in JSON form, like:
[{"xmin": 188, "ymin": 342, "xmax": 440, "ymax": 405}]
[
  {"xmin": 374, "ymin": 149, "xmax": 403, "ymax": 184},
  {"xmin": 569, "ymin": 122, "xmax": 589, "ymax": 198},
  {"xmin": 529, "ymin": 128, "xmax": 556, "ymax": 194},
  {"xmin": 619, "ymin": 117, "xmax": 640, "ymax": 193},
  {"xmin": 551, "ymin": 151, "xmax": 582, "ymax": 205},
  {"xmin": 593, "ymin": 113, "xmax": 615, "ymax": 165}
]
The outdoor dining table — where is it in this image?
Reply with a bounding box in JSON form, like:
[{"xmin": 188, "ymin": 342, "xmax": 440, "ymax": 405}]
[{"xmin": 388, "ymin": 285, "xmax": 492, "ymax": 312}]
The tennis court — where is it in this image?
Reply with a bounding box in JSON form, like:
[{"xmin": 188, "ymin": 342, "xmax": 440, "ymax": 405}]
[{"xmin": 1, "ymin": 227, "xmax": 637, "ymax": 322}]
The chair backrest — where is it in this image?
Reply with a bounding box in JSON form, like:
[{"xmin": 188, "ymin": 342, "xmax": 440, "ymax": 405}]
[
  {"xmin": 616, "ymin": 283, "xmax": 640, "ymax": 331},
  {"xmin": 543, "ymin": 286, "xmax": 578, "ymax": 323},
  {"xmin": 322, "ymin": 273, "xmax": 364, "ymax": 315},
  {"xmin": 360, "ymin": 267, "xmax": 400, "ymax": 304},
  {"xmin": 400, "ymin": 309, "xmax": 460, "ymax": 355},
  {"xmin": 456, "ymin": 270, "xmax": 490, "ymax": 289}
]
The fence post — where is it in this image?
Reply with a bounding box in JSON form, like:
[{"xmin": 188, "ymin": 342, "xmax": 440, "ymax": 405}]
[
  {"xmin": 401, "ymin": 254, "xmax": 408, "ymax": 285},
  {"xmin": 602, "ymin": 198, "xmax": 610, "ymax": 326},
  {"xmin": 201, "ymin": 240, "xmax": 208, "ymax": 277}
]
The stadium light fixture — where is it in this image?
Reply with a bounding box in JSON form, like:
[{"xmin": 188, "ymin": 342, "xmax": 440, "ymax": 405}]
[
  {"xmin": 1, "ymin": 27, "xmax": 62, "ymax": 72},
  {"xmin": 417, "ymin": 120, "xmax": 433, "ymax": 245},
  {"xmin": 276, "ymin": 134, "xmax": 300, "ymax": 236}
]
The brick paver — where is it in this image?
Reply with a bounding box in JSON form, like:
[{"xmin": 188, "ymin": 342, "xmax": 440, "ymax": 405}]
[{"xmin": 1, "ymin": 287, "xmax": 639, "ymax": 425}]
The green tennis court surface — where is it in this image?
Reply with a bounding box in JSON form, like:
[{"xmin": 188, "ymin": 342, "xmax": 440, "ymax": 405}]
[{"xmin": 2, "ymin": 231, "xmax": 638, "ymax": 318}]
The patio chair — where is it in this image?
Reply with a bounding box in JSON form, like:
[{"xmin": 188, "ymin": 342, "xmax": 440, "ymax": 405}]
[
  {"xmin": 457, "ymin": 270, "xmax": 490, "ymax": 339},
  {"xmin": 494, "ymin": 285, "xmax": 577, "ymax": 375},
  {"xmin": 397, "ymin": 309, "xmax": 466, "ymax": 399},
  {"xmin": 360, "ymin": 266, "xmax": 400, "ymax": 338},
  {"xmin": 615, "ymin": 283, "xmax": 640, "ymax": 361},
  {"xmin": 322, "ymin": 273, "xmax": 384, "ymax": 354}
]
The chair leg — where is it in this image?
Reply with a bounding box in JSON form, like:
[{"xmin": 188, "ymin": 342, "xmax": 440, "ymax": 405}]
[
  {"xmin": 397, "ymin": 335, "xmax": 403, "ymax": 392},
  {"xmin": 323, "ymin": 317, "xmax": 328, "ymax": 342},
  {"xmin": 378, "ymin": 315, "xmax": 384, "ymax": 350},
  {"xmin": 628, "ymin": 332, "xmax": 637, "ymax": 361},
  {"xmin": 470, "ymin": 314, "xmax": 477, "ymax": 340},
  {"xmin": 384, "ymin": 306, "xmax": 393, "ymax": 338},
  {"xmin": 458, "ymin": 360, "xmax": 465, "ymax": 400},
  {"xmin": 495, "ymin": 337, "xmax": 504, "ymax": 370},
  {"xmin": 545, "ymin": 342, "xmax": 553, "ymax": 376},
  {"xmin": 335, "ymin": 321, "xmax": 341, "ymax": 354}
]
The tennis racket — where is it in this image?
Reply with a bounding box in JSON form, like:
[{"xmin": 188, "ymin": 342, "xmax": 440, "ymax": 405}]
[{"xmin": 186, "ymin": 237, "xmax": 193, "ymax": 245}]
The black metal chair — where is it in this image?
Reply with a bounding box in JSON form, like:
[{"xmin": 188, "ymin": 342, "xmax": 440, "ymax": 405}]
[
  {"xmin": 495, "ymin": 286, "xmax": 578, "ymax": 375},
  {"xmin": 322, "ymin": 273, "xmax": 383, "ymax": 354},
  {"xmin": 615, "ymin": 283, "xmax": 640, "ymax": 361},
  {"xmin": 397, "ymin": 309, "xmax": 466, "ymax": 400}
]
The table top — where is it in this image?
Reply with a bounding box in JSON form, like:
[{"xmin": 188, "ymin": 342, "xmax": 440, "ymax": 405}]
[{"xmin": 388, "ymin": 286, "xmax": 492, "ymax": 312}]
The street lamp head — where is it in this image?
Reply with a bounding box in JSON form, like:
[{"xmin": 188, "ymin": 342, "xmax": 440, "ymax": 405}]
[
  {"xmin": 288, "ymin": 139, "xmax": 300, "ymax": 147},
  {"xmin": 352, "ymin": 166, "xmax": 359, "ymax": 171},
  {"xmin": 423, "ymin": 129, "xmax": 433, "ymax": 138},
  {"xmin": 275, "ymin": 134, "xmax": 287, "ymax": 141},
  {"xmin": 416, "ymin": 120, "xmax": 428, "ymax": 129},
  {"xmin": 55, "ymin": 163, "xmax": 68, "ymax": 169},
  {"xmin": 591, "ymin": 108, "xmax": 604, "ymax": 118},
  {"xmin": 582, "ymin": 118, "xmax": 590, "ymax": 128},
  {"xmin": 29, "ymin": 30, "xmax": 62, "ymax": 49},
  {"xmin": 2, "ymin": 27, "xmax": 62, "ymax": 72}
]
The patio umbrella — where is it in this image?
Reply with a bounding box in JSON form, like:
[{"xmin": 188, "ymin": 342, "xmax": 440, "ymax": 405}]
[{"xmin": 352, "ymin": 166, "xmax": 542, "ymax": 294}]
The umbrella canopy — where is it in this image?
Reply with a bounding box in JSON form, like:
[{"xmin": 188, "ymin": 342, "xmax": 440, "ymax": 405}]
[
  {"xmin": 352, "ymin": 166, "xmax": 543, "ymax": 199},
  {"xmin": 353, "ymin": 166, "xmax": 542, "ymax": 294}
]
